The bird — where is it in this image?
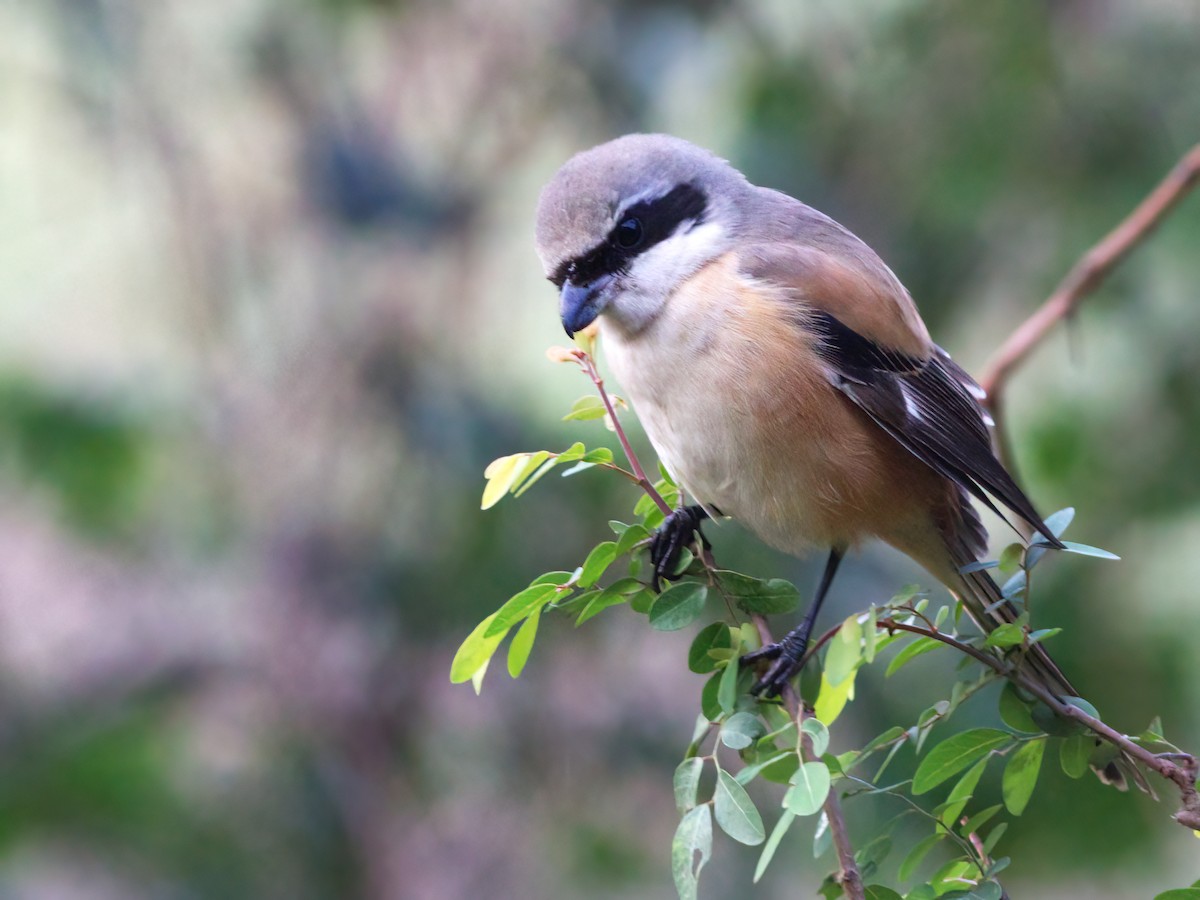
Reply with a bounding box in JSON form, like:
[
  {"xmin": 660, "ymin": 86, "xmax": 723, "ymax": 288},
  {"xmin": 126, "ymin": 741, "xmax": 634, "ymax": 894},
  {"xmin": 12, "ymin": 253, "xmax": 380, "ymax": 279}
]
[{"xmin": 532, "ymin": 133, "xmax": 1075, "ymax": 709}]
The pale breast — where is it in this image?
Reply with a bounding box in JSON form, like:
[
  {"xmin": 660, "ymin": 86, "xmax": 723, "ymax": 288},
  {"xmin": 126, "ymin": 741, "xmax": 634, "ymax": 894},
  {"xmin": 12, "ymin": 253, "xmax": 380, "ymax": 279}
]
[{"xmin": 599, "ymin": 253, "xmax": 896, "ymax": 554}]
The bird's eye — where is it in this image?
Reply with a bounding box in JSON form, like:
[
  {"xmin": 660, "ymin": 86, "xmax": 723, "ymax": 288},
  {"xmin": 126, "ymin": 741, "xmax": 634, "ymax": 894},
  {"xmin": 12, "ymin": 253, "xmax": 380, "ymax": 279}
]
[{"xmin": 614, "ymin": 216, "xmax": 644, "ymax": 250}]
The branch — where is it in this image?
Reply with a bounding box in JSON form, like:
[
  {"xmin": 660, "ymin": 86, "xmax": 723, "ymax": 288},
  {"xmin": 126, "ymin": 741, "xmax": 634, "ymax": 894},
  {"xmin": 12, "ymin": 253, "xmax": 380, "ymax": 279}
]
[
  {"xmin": 582, "ymin": 350, "xmax": 865, "ymax": 898},
  {"xmin": 877, "ymin": 617, "xmax": 1200, "ymax": 830},
  {"xmin": 749, "ymin": 616, "xmax": 865, "ymax": 900},
  {"xmin": 575, "ymin": 346, "xmax": 672, "ymax": 516},
  {"xmin": 980, "ymin": 142, "xmax": 1200, "ymax": 407}
]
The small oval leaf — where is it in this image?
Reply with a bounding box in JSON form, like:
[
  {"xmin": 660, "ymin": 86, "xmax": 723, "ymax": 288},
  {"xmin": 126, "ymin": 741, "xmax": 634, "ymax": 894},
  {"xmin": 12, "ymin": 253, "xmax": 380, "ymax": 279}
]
[
  {"xmin": 783, "ymin": 761, "xmax": 831, "ymax": 817},
  {"xmin": 649, "ymin": 583, "xmax": 708, "ymax": 631},
  {"xmin": 912, "ymin": 728, "xmax": 1011, "ymax": 795},
  {"xmin": 715, "ymin": 769, "xmax": 766, "ymax": 845},
  {"xmin": 1002, "ymin": 737, "xmax": 1046, "ymax": 816}
]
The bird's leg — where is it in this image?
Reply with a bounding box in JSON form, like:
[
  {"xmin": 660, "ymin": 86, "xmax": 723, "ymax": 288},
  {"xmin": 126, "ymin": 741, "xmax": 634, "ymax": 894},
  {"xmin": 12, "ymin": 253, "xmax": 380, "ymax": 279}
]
[
  {"xmin": 743, "ymin": 547, "xmax": 844, "ymax": 698},
  {"xmin": 649, "ymin": 504, "xmax": 710, "ymax": 591}
]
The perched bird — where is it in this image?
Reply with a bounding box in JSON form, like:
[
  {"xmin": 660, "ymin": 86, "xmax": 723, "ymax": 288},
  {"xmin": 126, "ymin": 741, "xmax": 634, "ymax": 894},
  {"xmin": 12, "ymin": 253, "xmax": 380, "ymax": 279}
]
[{"xmin": 533, "ymin": 134, "xmax": 1070, "ymax": 704}]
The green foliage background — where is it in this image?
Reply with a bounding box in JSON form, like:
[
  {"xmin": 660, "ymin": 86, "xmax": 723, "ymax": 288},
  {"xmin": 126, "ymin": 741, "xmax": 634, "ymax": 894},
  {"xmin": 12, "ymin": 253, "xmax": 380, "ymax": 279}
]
[{"xmin": 1, "ymin": 2, "xmax": 1198, "ymax": 897}]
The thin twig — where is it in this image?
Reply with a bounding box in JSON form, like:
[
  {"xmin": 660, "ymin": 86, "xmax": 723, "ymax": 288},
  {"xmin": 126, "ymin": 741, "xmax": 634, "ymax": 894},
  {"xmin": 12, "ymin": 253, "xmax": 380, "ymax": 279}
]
[
  {"xmin": 750, "ymin": 615, "xmax": 865, "ymax": 900},
  {"xmin": 877, "ymin": 617, "xmax": 1200, "ymax": 830},
  {"xmin": 576, "ymin": 349, "xmax": 672, "ymax": 516},
  {"xmin": 583, "ymin": 350, "xmax": 864, "ymax": 897},
  {"xmin": 981, "ymin": 142, "xmax": 1200, "ymax": 406}
]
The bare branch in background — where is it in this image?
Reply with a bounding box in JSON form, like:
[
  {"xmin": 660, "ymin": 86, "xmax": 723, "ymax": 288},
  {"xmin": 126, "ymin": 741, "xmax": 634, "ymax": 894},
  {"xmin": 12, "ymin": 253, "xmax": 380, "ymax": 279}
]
[{"xmin": 981, "ymin": 143, "xmax": 1200, "ymax": 411}]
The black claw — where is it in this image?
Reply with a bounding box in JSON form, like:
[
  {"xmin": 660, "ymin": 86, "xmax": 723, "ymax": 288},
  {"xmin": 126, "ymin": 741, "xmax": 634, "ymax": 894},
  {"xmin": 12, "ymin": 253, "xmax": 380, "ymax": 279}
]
[
  {"xmin": 744, "ymin": 632, "xmax": 810, "ymax": 698},
  {"xmin": 649, "ymin": 505, "xmax": 709, "ymax": 591}
]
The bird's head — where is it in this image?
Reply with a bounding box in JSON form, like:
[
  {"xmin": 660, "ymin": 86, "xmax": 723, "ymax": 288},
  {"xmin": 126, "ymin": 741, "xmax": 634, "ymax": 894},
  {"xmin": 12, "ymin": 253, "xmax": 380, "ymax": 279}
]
[{"xmin": 534, "ymin": 134, "xmax": 748, "ymax": 337}]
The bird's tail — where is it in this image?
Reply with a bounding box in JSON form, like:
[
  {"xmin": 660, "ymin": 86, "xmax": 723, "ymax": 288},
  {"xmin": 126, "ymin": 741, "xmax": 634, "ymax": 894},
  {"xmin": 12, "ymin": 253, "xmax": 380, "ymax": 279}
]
[
  {"xmin": 950, "ymin": 563, "xmax": 1077, "ymax": 701},
  {"xmin": 948, "ymin": 552, "xmax": 1138, "ymax": 792}
]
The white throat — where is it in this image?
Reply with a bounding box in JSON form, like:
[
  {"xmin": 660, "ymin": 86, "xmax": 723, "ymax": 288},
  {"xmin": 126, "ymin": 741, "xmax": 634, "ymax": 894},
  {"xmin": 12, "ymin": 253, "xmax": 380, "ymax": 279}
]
[{"xmin": 605, "ymin": 220, "xmax": 727, "ymax": 334}]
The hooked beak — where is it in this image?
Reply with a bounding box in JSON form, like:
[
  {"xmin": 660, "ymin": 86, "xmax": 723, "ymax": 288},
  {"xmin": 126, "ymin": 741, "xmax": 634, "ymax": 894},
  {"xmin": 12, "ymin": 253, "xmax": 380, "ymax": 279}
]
[{"xmin": 560, "ymin": 273, "xmax": 614, "ymax": 337}]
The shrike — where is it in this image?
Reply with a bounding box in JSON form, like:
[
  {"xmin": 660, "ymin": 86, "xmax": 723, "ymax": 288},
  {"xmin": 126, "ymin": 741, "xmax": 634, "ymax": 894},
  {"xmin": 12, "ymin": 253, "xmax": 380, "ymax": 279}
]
[{"xmin": 533, "ymin": 133, "xmax": 1070, "ymax": 702}]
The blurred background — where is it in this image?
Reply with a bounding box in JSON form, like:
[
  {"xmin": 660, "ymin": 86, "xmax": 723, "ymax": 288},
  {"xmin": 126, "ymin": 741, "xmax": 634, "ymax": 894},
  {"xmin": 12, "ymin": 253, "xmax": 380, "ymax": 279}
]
[{"xmin": 2, "ymin": 1, "xmax": 1199, "ymax": 897}]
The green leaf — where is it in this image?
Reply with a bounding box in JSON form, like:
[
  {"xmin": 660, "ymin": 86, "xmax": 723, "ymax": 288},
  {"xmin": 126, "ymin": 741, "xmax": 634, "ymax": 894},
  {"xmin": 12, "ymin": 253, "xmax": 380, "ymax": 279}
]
[
  {"xmin": 857, "ymin": 834, "xmax": 893, "ymax": 874},
  {"xmin": 449, "ymin": 613, "xmax": 509, "ymax": 686},
  {"xmin": 714, "ymin": 769, "xmax": 766, "ymax": 845},
  {"xmin": 701, "ymin": 672, "xmax": 723, "ymax": 720},
  {"xmin": 898, "ymin": 833, "xmax": 944, "ymax": 882},
  {"xmin": 1027, "ymin": 627, "xmax": 1061, "ymax": 645},
  {"xmin": 615, "ymin": 523, "xmax": 650, "ymax": 556},
  {"xmin": 912, "ymin": 729, "xmax": 1011, "ymax": 795},
  {"xmin": 557, "ymin": 441, "xmax": 586, "ymax": 463},
  {"xmin": 721, "ymin": 712, "xmax": 766, "ymax": 750},
  {"xmin": 513, "ymin": 454, "xmax": 560, "ymax": 498},
  {"xmin": 863, "ymin": 886, "xmax": 904, "ymax": 900},
  {"xmin": 559, "ymin": 460, "xmax": 597, "ymax": 477},
  {"xmin": 1002, "ymin": 737, "xmax": 1046, "ymax": 816},
  {"xmin": 1000, "ymin": 570, "xmax": 1027, "ymax": 600},
  {"xmin": 649, "ymin": 583, "xmax": 708, "ymax": 631},
  {"xmin": 718, "ymin": 665, "xmax": 741, "ymax": 718},
  {"xmin": 970, "ymin": 882, "xmax": 1004, "ymax": 900},
  {"xmin": 674, "ymin": 757, "xmax": 704, "ymax": 812},
  {"xmin": 960, "ymin": 804, "xmax": 1003, "ymax": 837},
  {"xmin": 574, "ymin": 589, "xmax": 627, "ymax": 625},
  {"xmin": 737, "ymin": 750, "xmax": 792, "ymax": 786},
  {"xmin": 814, "ymin": 669, "xmax": 856, "ymax": 725},
  {"xmin": 983, "ymin": 822, "xmax": 1007, "ymax": 855},
  {"xmin": 484, "ymin": 583, "xmax": 559, "ymax": 637},
  {"xmin": 481, "ymin": 454, "xmax": 523, "ymax": 509},
  {"xmin": 783, "ymin": 761, "xmax": 831, "ymax": 816},
  {"xmin": 578, "ymin": 541, "xmax": 618, "ymax": 588},
  {"xmin": 1059, "ymin": 734, "xmax": 1091, "ymax": 779},
  {"xmin": 508, "ymin": 450, "xmax": 552, "ymax": 495},
  {"xmin": 1060, "ymin": 540, "xmax": 1120, "ymax": 560},
  {"xmin": 885, "ymin": 637, "xmax": 943, "ymax": 677},
  {"xmin": 671, "ymin": 805, "xmax": 712, "ymax": 900},
  {"xmin": 715, "ymin": 570, "xmax": 801, "ymax": 615},
  {"xmin": 754, "ymin": 811, "xmax": 796, "ymax": 883},
  {"xmin": 531, "ymin": 570, "xmax": 576, "ymax": 586},
  {"xmin": 563, "ymin": 395, "xmax": 606, "ymax": 421},
  {"xmin": 997, "ymin": 542, "xmax": 1024, "ymax": 575},
  {"xmin": 860, "ymin": 725, "xmax": 907, "ymax": 759},
  {"xmin": 998, "ymin": 681, "xmax": 1046, "ymax": 734},
  {"xmin": 688, "ymin": 622, "xmax": 732, "ymax": 674},
  {"xmin": 1153, "ymin": 891, "xmax": 1200, "ymax": 900},
  {"xmin": 506, "ymin": 608, "xmax": 540, "ymax": 678},
  {"xmin": 760, "ymin": 752, "xmax": 801, "ymax": 785},
  {"xmin": 813, "ymin": 810, "xmax": 831, "ymax": 858},
  {"xmin": 582, "ymin": 447, "xmax": 614, "ymax": 464},
  {"xmin": 940, "ymin": 756, "xmax": 989, "ymax": 827},
  {"xmin": 802, "ymin": 717, "xmax": 831, "ymax": 758},
  {"xmin": 825, "ymin": 616, "xmax": 862, "ymax": 687},
  {"xmin": 984, "ymin": 622, "xmax": 1025, "ymax": 648},
  {"xmin": 1043, "ymin": 507, "xmax": 1075, "ymax": 538},
  {"xmin": 906, "ymin": 886, "xmax": 938, "ymax": 900},
  {"xmin": 864, "ymin": 606, "xmax": 878, "ymax": 663}
]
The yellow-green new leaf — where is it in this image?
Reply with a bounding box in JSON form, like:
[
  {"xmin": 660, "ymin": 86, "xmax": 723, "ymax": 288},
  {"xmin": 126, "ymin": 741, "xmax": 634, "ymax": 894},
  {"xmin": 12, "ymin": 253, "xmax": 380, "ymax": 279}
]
[
  {"xmin": 824, "ymin": 616, "xmax": 862, "ymax": 686},
  {"xmin": 450, "ymin": 613, "xmax": 509, "ymax": 687},
  {"xmin": 506, "ymin": 608, "xmax": 540, "ymax": 678},
  {"xmin": 484, "ymin": 584, "xmax": 559, "ymax": 637},
  {"xmin": 481, "ymin": 454, "xmax": 523, "ymax": 509},
  {"xmin": 814, "ymin": 669, "xmax": 856, "ymax": 725}
]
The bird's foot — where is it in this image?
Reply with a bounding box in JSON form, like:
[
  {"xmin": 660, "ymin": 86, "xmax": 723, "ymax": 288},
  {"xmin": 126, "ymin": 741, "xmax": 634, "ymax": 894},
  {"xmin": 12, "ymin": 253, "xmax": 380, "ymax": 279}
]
[
  {"xmin": 742, "ymin": 630, "xmax": 809, "ymax": 698},
  {"xmin": 649, "ymin": 505, "xmax": 710, "ymax": 591}
]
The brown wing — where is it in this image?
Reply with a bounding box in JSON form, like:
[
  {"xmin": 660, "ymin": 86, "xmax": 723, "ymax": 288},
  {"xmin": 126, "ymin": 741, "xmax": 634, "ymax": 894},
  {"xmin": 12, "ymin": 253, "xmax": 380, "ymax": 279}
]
[{"xmin": 741, "ymin": 242, "xmax": 1063, "ymax": 550}]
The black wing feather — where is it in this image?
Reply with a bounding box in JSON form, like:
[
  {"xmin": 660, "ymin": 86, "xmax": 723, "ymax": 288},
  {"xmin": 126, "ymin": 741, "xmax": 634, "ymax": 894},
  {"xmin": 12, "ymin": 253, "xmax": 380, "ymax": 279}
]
[{"xmin": 809, "ymin": 312, "xmax": 1063, "ymax": 550}]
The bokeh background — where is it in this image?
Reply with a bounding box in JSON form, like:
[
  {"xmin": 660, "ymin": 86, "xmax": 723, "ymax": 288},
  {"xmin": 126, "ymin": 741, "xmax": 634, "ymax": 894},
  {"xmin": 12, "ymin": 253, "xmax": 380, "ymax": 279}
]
[{"xmin": 3, "ymin": 1, "xmax": 1200, "ymax": 898}]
